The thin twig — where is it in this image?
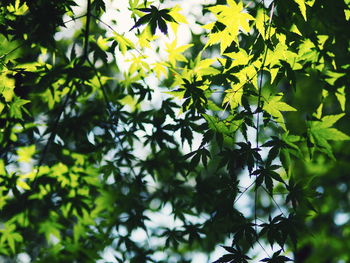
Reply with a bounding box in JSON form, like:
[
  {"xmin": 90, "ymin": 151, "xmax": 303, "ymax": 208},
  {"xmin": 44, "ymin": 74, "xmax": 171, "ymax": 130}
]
[
  {"xmin": 255, "ymin": 0, "xmax": 275, "ymax": 241},
  {"xmin": 87, "ymin": 58, "xmax": 139, "ymax": 178},
  {"xmin": 32, "ymin": 85, "xmax": 74, "ymax": 190},
  {"xmin": 262, "ymin": 185, "xmax": 286, "ymax": 217},
  {"xmin": 255, "ymin": 1, "xmax": 275, "ymax": 150},
  {"xmin": 63, "ymin": 14, "xmax": 87, "ymax": 24},
  {"xmin": 256, "ymin": 239, "xmax": 271, "ymax": 258},
  {"xmin": 91, "ymin": 14, "xmax": 144, "ymax": 56},
  {"xmin": 83, "ymin": 0, "xmax": 92, "ymax": 61},
  {"xmin": 233, "ymin": 180, "xmax": 255, "ymax": 205}
]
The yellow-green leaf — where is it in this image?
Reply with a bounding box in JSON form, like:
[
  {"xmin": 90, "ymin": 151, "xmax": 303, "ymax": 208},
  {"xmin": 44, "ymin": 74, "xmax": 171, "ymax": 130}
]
[
  {"xmin": 0, "ymin": 159, "xmax": 5, "ymax": 175},
  {"xmin": 309, "ymin": 113, "xmax": 350, "ymax": 159},
  {"xmin": 168, "ymin": 5, "xmax": 187, "ymax": 24},
  {"xmin": 166, "ymin": 39, "xmax": 193, "ymax": 66},
  {"xmin": 113, "ymin": 33, "xmax": 135, "ymax": 55},
  {"xmin": 17, "ymin": 180, "xmax": 30, "ymax": 190},
  {"xmin": 263, "ymin": 93, "xmax": 297, "ymax": 130},
  {"xmin": 17, "ymin": 145, "xmax": 36, "ymax": 163},
  {"xmin": 0, "ymin": 72, "xmax": 15, "ymax": 102},
  {"xmin": 97, "ymin": 36, "xmax": 109, "ymax": 51},
  {"xmin": 223, "ymin": 83, "xmax": 244, "ymax": 109},
  {"xmin": 255, "ymin": 9, "xmax": 276, "ymax": 39},
  {"xmin": 206, "ymin": 0, "xmax": 254, "ymax": 53},
  {"xmin": 335, "ymin": 87, "xmax": 346, "ymax": 111},
  {"xmin": 293, "ymin": 0, "xmax": 307, "ymax": 20},
  {"xmin": 152, "ymin": 62, "xmax": 169, "ymax": 79}
]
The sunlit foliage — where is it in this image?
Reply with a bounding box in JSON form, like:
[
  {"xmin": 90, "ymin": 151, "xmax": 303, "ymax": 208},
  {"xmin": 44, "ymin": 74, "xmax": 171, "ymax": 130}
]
[{"xmin": 0, "ymin": 0, "xmax": 350, "ymax": 262}]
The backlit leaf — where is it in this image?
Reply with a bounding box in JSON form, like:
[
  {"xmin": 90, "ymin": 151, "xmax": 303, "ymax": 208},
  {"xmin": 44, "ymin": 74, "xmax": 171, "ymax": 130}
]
[
  {"xmin": 308, "ymin": 114, "xmax": 350, "ymax": 159},
  {"xmin": 293, "ymin": 0, "xmax": 307, "ymax": 21},
  {"xmin": 263, "ymin": 93, "xmax": 297, "ymax": 131}
]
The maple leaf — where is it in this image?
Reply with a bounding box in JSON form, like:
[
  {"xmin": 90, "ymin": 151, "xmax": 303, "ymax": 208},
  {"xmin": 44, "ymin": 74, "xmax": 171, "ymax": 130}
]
[
  {"xmin": 263, "ymin": 93, "xmax": 297, "ymax": 131},
  {"xmin": 165, "ymin": 39, "xmax": 193, "ymax": 67},
  {"xmin": 152, "ymin": 61, "xmax": 169, "ymax": 79},
  {"xmin": 223, "ymin": 83, "xmax": 244, "ymax": 109},
  {"xmin": 206, "ymin": 0, "xmax": 254, "ymax": 53},
  {"xmin": 335, "ymin": 86, "xmax": 346, "ymax": 111},
  {"xmin": 130, "ymin": 5, "xmax": 176, "ymax": 35},
  {"xmin": 112, "ymin": 33, "xmax": 135, "ymax": 55},
  {"xmin": 293, "ymin": 0, "xmax": 307, "ymax": 21},
  {"xmin": 0, "ymin": 223, "xmax": 23, "ymax": 253},
  {"xmin": 261, "ymin": 249, "xmax": 292, "ymax": 263},
  {"xmin": 308, "ymin": 113, "xmax": 350, "ymax": 159}
]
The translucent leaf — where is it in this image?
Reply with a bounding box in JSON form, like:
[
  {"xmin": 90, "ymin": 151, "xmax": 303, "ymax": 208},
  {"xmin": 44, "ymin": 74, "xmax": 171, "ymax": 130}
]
[
  {"xmin": 335, "ymin": 86, "xmax": 346, "ymax": 111},
  {"xmin": 0, "ymin": 102, "xmax": 4, "ymax": 115},
  {"xmin": 97, "ymin": 36, "xmax": 109, "ymax": 51},
  {"xmin": 152, "ymin": 62, "xmax": 169, "ymax": 79},
  {"xmin": 0, "ymin": 159, "xmax": 5, "ymax": 175},
  {"xmin": 223, "ymin": 83, "xmax": 244, "ymax": 109},
  {"xmin": 6, "ymin": 0, "xmax": 28, "ymax": 16},
  {"xmin": 255, "ymin": 9, "xmax": 276, "ymax": 39},
  {"xmin": 191, "ymin": 57, "xmax": 220, "ymax": 77},
  {"xmin": 293, "ymin": 0, "xmax": 307, "ymax": 20},
  {"xmin": 168, "ymin": 5, "xmax": 187, "ymax": 24},
  {"xmin": 263, "ymin": 93, "xmax": 297, "ymax": 130},
  {"xmin": 17, "ymin": 145, "xmax": 36, "ymax": 163},
  {"xmin": 166, "ymin": 39, "xmax": 193, "ymax": 66},
  {"xmin": 137, "ymin": 27, "xmax": 159, "ymax": 48},
  {"xmin": 207, "ymin": 0, "xmax": 254, "ymax": 53},
  {"xmin": 0, "ymin": 223, "xmax": 23, "ymax": 253},
  {"xmin": 309, "ymin": 113, "xmax": 350, "ymax": 159},
  {"xmin": 113, "ymin": 33, "xmax": 135, "ymax": 55},
  {"xmin": 9, "ymin": 97, "xmax": 30, "ymax": 119},
  {"xmin": 316, "ymin": 114, "xmax": 345, "ymax": 129},
  {"xmin": 324, "ymin": 71, "xmax": 345, "ymax": 85},
  {"xmin": 225, "ymin": 49, "xmax": 252, "ymax": 67},
  {"xmin": 0, "ymin": 72, "xmax": 15, "ymax": 102},
  {"xmin": 17, "ymin": 180, "xmax": 30, "ymax": 190}
]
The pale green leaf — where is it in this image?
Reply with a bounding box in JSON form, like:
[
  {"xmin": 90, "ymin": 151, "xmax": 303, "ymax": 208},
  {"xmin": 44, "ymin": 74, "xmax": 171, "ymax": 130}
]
[
  {"xmin": 223, "ymin": 83, "xmax": 244, "ymax": 109},
  {"xmin": 0, "ymin": 72, "xmax": 15, "ymax": 102},
  {"xmin": 263, "ymin": 93, "xmax": 297, "ymax": 130},
  {"xmin": 315, "ymin": 114, "xmax": 345, "ymax": 129},
  {"xmin": 309, "ymin": 113, "xmax": 350, "ymax": 159},
  {"xmin": 9, "ymin": 97, "xmax": 30, "ymax": 119}
]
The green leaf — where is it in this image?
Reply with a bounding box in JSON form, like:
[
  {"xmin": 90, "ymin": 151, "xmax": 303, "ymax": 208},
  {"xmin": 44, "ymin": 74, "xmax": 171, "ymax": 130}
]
[
  {"xmin": 308, "ymin": 114, "xmax": 350, "ymax": 158},
  {"xmin": 205, "ymin": 0, "xmax": 254, "ymax": 53},
  {"xmin": 0, "ymin": 71, "xmax": 15, "ymax": 102},
  {"xmin": 166, "ymin": 39, "xmax": 193, "ymax": 66},
  {"xmin": 222, "ymin": 83, "xmax": 244, "ymax": 109},
  {"xmin": 0, "ymin": 223, "xmax": 23, "ymax": 253},
  {"xmin": 335, "ymin": 86, "xmax": 346, "ymax": 111},
  {"xmin": 112, "ymin": 33, "xmax": 135, "ymax": 55},
  {"xmin": 263, "ymin": 93, "xmax": 297, "ymax": 131},
  {"xmin": 293, "ymin": 0, "xmax": 307, "ymax": 21},
  {"xmin": 9, "ymin": 96, "xmax": 30, "ymax": 119},
  {"xmin": 17, "ymin": 145, "xmax": 36, "ymax": 163}
]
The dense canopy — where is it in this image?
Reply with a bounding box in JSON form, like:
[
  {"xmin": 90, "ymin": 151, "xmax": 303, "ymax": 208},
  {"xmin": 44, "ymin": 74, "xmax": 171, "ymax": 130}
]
[{"xmin": 0, "ymin": 0, "xmax": 350, "ymax": 262}]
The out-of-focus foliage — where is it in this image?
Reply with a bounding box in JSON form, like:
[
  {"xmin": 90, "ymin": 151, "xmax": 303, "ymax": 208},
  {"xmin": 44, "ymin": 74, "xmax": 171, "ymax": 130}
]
[{"xmin": 0, "ymin": 0, "xmax": 349, "ymax": 262}]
